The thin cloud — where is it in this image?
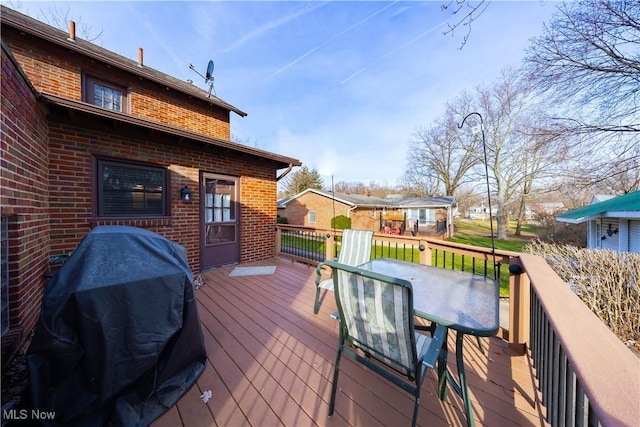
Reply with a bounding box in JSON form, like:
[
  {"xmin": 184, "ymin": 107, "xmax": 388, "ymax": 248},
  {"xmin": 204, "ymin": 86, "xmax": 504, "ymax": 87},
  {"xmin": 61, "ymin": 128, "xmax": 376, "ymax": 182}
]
[
  {"xmin": 265, "ymin": 1, "xmax": 399, "ymax": 81},
  {"xmin": 340, "ymin": 18, "xmax": 449, "ymax": 86},
  {"xmin": 220, "ymin": 2, "xmax": 328, "ymax": 54}
]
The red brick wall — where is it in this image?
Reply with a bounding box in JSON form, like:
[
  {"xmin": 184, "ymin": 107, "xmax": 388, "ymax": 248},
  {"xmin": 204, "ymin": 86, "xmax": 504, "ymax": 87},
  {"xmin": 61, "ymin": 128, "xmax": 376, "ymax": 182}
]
[
  {"xmin": 279, "ymin": 192, "xmax": 352, "ymax": 230},
  {"xmin": 0, "ymin": 22, "xmax": 283, "ymax": 362},
  {"xmin": 1, "ymin": 45, "xmax": 50, "ymax": 359},
  {"xmin": 350, "ymin": 208, "xmax": 381, "ymax": 231},
  {"xmin": 46, "ymin": 110, "xmax": 278, "ymax": 272},
  {"xmin": 2, "ymin": 28, "xmax": 231, "ymax": 139},
  {"xmin": 279, "ymin": 193, "xmax": 384, "ymax": 231}
]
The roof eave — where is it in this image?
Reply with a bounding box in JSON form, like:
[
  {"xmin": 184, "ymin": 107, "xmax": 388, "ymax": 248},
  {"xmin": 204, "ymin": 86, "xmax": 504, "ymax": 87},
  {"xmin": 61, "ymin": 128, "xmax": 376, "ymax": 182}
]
[
  {"xmin": 556, "ymin": 210, "xmax": 640, "ymax": 224},
  {"xmin": 0, "ymin": 7, "xmax": 248, "ymax": 117},
  {"xmin": 556, "ymin": 217, "xmax": 588, "ymax": 224},
  {"xmin": 39, "ymin": 92, "xmax": 301, "ymax": 168}
]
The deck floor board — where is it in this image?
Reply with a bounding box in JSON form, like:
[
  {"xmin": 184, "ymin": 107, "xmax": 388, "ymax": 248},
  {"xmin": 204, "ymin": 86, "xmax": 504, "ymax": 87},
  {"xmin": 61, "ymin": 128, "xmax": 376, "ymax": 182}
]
[{"xmin": 153, "ymin": 257, "xmax": 548, "ymax": 427}]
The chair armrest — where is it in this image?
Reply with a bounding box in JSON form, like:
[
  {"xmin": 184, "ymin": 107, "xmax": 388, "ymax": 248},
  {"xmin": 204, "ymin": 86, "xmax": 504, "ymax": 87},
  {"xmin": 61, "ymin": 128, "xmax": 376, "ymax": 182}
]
[
  {"xmin": 315, "ymin": 258, "xmax": 337, "ymax": 286},
  {"xmin": 422, "ymin": 324, "xmax": 448, "ymax": 369}
]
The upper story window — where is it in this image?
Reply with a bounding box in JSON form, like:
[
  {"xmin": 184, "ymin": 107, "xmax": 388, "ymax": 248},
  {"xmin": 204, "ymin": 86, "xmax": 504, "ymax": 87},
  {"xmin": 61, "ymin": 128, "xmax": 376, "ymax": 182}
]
[
  {"xmin": 84, "ymin": 74, "xmax": 128, "ymax": 113},
  {"xmin": 95, "ymin": 158, "xmax": 168, "ymax": 218},
  {"xmin": 309, "ymin": 211, "xmax": 316, "ymax": 224}
]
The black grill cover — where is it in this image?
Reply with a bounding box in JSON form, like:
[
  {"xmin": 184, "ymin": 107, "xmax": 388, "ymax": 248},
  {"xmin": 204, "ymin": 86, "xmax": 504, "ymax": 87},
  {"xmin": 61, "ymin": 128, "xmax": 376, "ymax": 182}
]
[{"xmin": 25, "ymin": 226, "xmax": 206, "ymax": 426}]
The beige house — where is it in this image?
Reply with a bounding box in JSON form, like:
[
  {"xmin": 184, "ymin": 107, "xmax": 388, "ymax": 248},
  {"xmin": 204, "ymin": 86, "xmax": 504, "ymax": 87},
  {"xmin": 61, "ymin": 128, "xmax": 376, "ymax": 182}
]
[{"xmin": 277, "ymin": 189, "xmax": 456, "ymax": 237}]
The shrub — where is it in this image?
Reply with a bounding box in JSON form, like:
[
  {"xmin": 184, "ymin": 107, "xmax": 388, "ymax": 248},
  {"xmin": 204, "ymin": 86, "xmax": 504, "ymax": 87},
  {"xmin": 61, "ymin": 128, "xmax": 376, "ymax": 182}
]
[
  {"xmin": 534, "ymin": 218, "xmax": 587, "ymax": 247},
  {"xmin": 276, "ymin": 216, "xmax": 288, "ymax": 224},
  {"xmin": 524, "ymin": 240, "xmax": 639, "ymax": 352},
  {"xmin": 331, "ymin": 215, "xmax": 351, "ymax": 230}
]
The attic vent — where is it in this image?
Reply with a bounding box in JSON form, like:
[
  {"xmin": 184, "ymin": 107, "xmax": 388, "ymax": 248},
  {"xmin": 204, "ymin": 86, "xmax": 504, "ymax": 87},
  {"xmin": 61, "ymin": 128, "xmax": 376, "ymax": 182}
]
[{"xmin": 68, "ymin": 20, "xmax": 76, "ymax": 42}]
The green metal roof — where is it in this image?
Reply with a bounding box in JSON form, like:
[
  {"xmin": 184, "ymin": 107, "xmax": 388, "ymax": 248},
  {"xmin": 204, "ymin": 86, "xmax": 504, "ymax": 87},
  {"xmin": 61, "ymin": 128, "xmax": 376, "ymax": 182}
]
[{"xmin": 556, "ymin": 190, "xmax": 640, "ymax": 224}]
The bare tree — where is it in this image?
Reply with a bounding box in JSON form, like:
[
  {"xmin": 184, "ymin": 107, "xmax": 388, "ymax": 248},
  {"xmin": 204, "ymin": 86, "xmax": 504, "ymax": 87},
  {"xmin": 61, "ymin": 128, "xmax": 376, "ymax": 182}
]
[
  {"xmin": 4, "ymin": 2, "xmax": 104, "ymax": 42},
  {"xmin": 231, "ymin": 134, "xmax": 258, "ymax": 148},
  {"xmin": 333, "ymin": 181, "xmax": 397, "ymax": 197},
  {"xmin": 440, "ymin": 0, "xmax": 491, "ymax": 49},
  {"xmin": 454, "ymin": 184, "xmax": 482, "ymax": 219},
  {"xmin": 398, "ymin": 169, "xmax": 441, "ymax": 198},
  {"xmin": 38, "ymin": 5, "xmax": 104, "ymax": 42},
  {"xmin": 470, "ymin": 68, "xmax": 572, "ymax": 240},
  {"xmin": 510, "ymin": 116, "xmax": 571, "ymax": 235},
  {"xmin": 524, "ymin": 0, "xmax": 640, "ymax": 192},
  {"xmin": 404, "ymin": 91, "xmax": 482, "ymax": 197}
]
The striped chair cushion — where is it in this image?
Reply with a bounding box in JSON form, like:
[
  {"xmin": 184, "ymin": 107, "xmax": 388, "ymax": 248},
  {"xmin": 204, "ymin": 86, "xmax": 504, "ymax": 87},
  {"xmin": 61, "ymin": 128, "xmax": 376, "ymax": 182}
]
[
  {"xmin": 335, "ymin": 268, "xmax": 417, "ymax": 375},
  {"xmin": 337, "ymin": 229, "xmax": 374, "ymax": 266}
]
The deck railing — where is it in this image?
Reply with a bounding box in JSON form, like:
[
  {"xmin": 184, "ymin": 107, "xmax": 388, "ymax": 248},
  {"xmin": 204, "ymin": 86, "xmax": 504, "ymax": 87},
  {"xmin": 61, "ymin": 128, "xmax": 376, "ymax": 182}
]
[{"xmin": 274, "ymin": 225, "xmax": 640, "ymax": 426}]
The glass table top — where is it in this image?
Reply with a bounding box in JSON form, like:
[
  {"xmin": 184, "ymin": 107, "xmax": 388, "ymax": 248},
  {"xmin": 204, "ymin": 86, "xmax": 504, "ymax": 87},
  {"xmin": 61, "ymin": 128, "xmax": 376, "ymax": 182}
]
[{"xmin": 358, "ymin": 258, "xmax": 500, "ymax": 336}]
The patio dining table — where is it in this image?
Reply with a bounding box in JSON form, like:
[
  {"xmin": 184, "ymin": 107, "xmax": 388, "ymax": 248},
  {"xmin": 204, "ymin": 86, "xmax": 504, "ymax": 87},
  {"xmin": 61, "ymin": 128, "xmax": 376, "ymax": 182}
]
[{"xmin": 358, "ymin": 258, "xmax": 500, "ymax": 427}]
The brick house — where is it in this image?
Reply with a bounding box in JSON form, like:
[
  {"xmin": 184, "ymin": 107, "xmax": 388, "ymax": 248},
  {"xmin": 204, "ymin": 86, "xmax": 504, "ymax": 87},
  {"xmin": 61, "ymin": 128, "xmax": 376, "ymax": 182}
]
[
  {"xmin": 278, "ymin": 188, "xmax": 455, "ymax": 237},
  {"xmin": 0, "ymin": 6, "xmax": 301, "ymax": 361}
]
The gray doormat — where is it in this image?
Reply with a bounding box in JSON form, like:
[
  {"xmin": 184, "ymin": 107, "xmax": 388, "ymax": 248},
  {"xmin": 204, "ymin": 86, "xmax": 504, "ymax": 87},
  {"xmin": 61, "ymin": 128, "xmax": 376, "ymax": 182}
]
[{"xmin": 228, "ymin": 266, "xmax": 276, "ymax": 277}]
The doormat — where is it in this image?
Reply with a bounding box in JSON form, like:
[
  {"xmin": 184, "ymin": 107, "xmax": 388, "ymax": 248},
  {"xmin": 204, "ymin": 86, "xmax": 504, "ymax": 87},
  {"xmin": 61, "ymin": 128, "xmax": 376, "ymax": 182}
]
[{"xmin": 228, "ymin": 266, "xmax": 276, "ymax": 277}]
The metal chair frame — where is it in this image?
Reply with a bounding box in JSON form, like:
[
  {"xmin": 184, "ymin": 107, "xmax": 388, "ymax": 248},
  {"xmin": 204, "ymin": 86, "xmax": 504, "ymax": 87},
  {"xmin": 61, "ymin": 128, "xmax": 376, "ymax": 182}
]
[{"xmin": 325, "ymin": 260, "xmax": 447, "ymax": 427}]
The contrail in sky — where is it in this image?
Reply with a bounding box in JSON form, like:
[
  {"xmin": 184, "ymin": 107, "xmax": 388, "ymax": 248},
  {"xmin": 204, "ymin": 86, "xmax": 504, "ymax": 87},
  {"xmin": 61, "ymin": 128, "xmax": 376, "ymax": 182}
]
[
  {"xmin": 264, "ymin": 1, "xmax": 399, "ymax": 81},
  {"xmin": 221, "ymin": 2, "xmax": 328, "ymax": 54},
  {"xmin": 339, "ymin": 18, "xmax": 449, "ymax": 86}
]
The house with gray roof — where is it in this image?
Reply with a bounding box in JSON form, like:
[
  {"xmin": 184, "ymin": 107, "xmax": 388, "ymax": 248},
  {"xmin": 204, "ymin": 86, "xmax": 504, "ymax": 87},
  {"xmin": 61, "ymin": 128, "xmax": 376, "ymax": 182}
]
[{"xmin": 277, "ymin": 188, "xmax": 456, "ymax": 237}]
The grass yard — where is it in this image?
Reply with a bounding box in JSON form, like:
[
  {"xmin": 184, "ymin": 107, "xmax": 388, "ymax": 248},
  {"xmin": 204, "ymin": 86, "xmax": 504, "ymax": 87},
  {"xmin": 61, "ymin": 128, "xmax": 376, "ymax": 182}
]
[
  {"xmin": 449, "ymin": 218, "xmax": 545, "ymax": 252},
  {"xmin": 442, "ymin": 219, "xmax": 548, "ymax": 296}
]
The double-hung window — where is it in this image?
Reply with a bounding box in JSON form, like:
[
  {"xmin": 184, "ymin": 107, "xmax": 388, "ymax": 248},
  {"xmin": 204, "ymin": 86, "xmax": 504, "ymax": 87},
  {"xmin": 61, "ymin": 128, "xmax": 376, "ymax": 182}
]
[{"xmin": 96, "ymin": 159, "xmax": 168, "ymax": 217}]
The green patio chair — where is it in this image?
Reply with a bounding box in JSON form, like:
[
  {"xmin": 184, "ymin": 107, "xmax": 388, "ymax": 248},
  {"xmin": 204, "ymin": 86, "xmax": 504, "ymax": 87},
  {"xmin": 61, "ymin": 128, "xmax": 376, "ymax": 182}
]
[
  {"xmin": 324, "ymin": 260, "xmax": 448, "ymax": 427},
  {"xmin": 313, "ymin": 229, "xmax": 374, "ymax": 314}
]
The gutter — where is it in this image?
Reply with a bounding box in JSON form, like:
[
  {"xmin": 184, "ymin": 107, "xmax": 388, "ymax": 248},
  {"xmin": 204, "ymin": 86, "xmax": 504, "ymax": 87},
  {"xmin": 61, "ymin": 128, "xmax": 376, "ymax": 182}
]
[
  {"xmin": 38, "ymin": 92, "xmax": 302, "ymax": 168},
  {"xmin": 276, "ymin": 164, "xmax": 295, "ymax": 181}
]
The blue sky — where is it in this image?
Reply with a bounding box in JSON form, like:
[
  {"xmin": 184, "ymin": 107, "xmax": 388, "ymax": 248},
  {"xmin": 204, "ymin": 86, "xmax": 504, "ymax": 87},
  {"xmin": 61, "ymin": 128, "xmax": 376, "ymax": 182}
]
[{"xmin": 13, "ymin": 1, "xmax": 557, "ymax": 187}]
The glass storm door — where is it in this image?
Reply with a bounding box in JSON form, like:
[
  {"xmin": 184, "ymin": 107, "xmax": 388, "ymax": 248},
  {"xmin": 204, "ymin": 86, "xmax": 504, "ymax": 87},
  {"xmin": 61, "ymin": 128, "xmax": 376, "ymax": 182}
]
[{"xmin": 200, "ymin": 173, "xmax": 239, "ymax": 270}]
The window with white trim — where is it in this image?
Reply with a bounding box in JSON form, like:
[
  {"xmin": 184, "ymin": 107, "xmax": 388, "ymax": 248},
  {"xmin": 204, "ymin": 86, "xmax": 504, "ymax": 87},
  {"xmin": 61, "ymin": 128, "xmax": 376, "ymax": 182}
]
[{"xmin": 309, "ymin": 211, "xmax": 316, "ymax": 224}]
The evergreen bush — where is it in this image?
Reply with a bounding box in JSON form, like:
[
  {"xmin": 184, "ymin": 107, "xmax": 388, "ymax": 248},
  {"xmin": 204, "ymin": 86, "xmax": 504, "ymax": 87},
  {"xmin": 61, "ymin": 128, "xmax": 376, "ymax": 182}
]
[{"xmin": 331, "ymin": 215, "xmax": 351, "ymax": 230}]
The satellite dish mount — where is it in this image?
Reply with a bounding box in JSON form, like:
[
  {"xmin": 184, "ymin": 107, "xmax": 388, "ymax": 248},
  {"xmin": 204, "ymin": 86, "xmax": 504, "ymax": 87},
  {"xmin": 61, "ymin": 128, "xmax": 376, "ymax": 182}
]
[{"xmin": 188, "ymin": 59, "xmax": 216, "ymax": 98}]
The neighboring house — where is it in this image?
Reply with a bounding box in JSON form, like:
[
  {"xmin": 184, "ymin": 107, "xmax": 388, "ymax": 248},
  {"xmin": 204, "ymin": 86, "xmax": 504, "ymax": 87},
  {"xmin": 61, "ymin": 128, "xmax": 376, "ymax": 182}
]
[
  {"xmin": 277, "ymin": 188, "xmax": 455, "ymax": 237},
  {"xmin": 466, "ymin": 204, "xmax": 494, "ymax": 220},
  {"xmin": 524, "ymin": 202, "xmax": 565, "ymax": 222},
  {"xmin": 467, "ymin": 202, "xmax": 565, "ymax": 222},
  {"xmin": 0, "ymin": 7, "xmax": 301, "ymax": 360},
  {"xmin": 556, "ymin": 191, "xmax": 640, "ymax": 253}
]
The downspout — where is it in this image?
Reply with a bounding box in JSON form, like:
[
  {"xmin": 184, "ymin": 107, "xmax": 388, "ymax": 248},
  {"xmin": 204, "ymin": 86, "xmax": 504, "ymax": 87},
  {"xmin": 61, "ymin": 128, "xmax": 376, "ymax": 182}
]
[
  {"xmin": 348, "ymin": 205, "xmax": 357, "ymax": 218},
  {"xmin": 276, "ymin": 163, "xmax": 294, "ymax": 181}
]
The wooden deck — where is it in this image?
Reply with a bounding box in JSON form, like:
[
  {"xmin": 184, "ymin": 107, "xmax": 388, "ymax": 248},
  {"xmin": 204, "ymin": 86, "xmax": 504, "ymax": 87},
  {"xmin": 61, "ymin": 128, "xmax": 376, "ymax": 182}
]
[{"xmin": 153, "ymin": 257, "xmax": 549, "ymax": 427}]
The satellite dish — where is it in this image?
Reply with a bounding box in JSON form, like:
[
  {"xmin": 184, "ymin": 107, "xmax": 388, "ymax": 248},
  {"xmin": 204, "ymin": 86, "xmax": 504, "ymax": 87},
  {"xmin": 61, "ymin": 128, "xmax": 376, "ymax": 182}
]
[
  {"xmin": 188, "ymin": 59, "xmax": 217, "ymax": 98},
  {"xmin": 205, "ymin": 60, "xmax": 214, "ymax": 82}
]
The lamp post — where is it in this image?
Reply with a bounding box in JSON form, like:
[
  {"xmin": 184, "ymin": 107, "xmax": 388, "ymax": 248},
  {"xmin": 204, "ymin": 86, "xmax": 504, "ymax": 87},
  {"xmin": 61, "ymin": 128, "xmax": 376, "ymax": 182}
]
[{"xmin": 459, "ymin": 112, "xmax": 497, "ymax": 280}]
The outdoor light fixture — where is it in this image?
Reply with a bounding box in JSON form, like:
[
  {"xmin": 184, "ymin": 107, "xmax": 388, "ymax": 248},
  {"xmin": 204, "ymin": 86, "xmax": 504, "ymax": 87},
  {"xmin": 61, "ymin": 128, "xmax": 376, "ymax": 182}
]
[
  {"xmin": 180, "ymin": 186, "xmax": 193, "ymax": 202},
  {"xmin": 459, "ymin": 112, "xmax": 497, "ymax": 280}
]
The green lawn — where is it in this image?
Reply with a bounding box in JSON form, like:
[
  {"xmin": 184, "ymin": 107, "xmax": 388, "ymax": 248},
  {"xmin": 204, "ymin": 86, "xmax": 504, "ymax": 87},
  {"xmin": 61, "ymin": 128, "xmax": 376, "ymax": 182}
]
[
  {"xmin": 448, "ymin": 219, "xmax": 544, "ymax": 252},
  {"xmin": 281, "ymin": 220, "xmax": 547, "ymax": 297},
  {"xmin": 444, "ymin": 219, "xmax": 547, "ymax": 296}
]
